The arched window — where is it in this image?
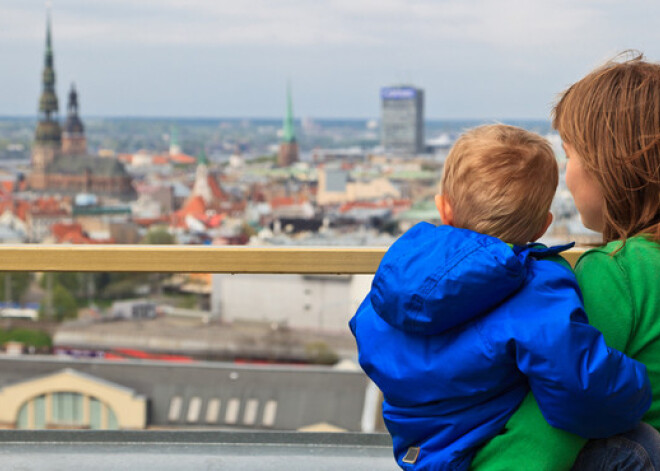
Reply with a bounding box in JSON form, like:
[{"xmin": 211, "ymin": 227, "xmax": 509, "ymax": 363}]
[
  {"xmin": 16, "ymin": 392, "xmax": 119, "ymax": 430},
  {"xmin": 51, "ymin": 392, "xmax": 84, "ymax": 427}
]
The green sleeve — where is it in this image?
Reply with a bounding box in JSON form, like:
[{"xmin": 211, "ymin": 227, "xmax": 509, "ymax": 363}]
[
  {"xmin": 574, "ymin": 251, "xmax": 634, "ymax": 351},
  {"xmin": 470, "ymin": 394, "xmax": 585, "ymax": 471}
]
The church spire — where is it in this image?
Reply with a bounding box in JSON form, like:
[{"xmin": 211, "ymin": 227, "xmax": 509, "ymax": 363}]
[
  {"xmin": 277, "ymin": 81, "xmax": 299, "ymax": 166},
  {"xmin": 35, "ymin": 4, "xmax": 61, "ymax": 144},
  {"xmin": 67, "ymin": 83, "xmax": 79, "ymax": 117},
  {"xmin": 61, "ymin": 82, "xmax": 87, "ymax": 155},
  {"xmin": 46, "ymin": 6, "xmax": 52, "ymax": 57},
  {"xmin": 169, "ymin": 126, "xmax": 182, "ymax": 155},
  {"xmin": 197, "ymin": 149, "xmax": 209, "ymax": 166},
  {"xmin": 282, "ymin": 81, "xmax": 296, "ymax": 143}
]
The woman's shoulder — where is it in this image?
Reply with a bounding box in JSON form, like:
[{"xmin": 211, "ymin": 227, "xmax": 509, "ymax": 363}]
[
  {"xmin": 573, "ymin": 237, "xmax": 659, "ymax": 351},
  {"xmin": 576, "ymin": 236, "xmax": 659, "ymax": 269},
  {"xmin": 574, "ymin": 236, "xmax": 659, "ymax": 295}
]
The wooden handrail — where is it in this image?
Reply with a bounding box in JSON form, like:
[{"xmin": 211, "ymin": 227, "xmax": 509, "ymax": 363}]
[{"xmin": 0, "ymin": 245, "xmax": 585, "ymax": 273}]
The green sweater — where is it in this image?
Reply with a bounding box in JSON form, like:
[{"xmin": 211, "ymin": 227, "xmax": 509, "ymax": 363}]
[{"xmin": 471, "ymin": 235, "xmax": 660, "ymax": 471}]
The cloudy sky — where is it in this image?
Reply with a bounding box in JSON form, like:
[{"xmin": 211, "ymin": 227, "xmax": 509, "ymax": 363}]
[{"xmin": 2, "ymin": 0, "xmax": 660, "ymax": 119}]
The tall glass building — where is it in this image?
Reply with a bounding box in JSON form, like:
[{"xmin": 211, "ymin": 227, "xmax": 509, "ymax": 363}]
[{"xmin": 380, "ymin": 86, "xmax": 425, "ymax": 155}]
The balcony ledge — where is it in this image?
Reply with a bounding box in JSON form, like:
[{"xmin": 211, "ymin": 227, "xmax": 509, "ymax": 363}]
[{"xmin": 0, "ymin": 430, "xmax": 398, "ymax": 470}]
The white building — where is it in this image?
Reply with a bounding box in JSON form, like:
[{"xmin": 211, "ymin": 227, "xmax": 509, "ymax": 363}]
[{"xmin": 211, "ymin": 274, "xmax": 373, "ymax": 332}]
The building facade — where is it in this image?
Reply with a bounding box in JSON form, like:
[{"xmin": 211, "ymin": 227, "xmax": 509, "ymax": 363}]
[
  {"xmin": 380, "ymin": 85, "xmax": 425, "ymax": 155},
  {"xmin": 0, "ymin": 356, "xmax": 375, "ymax": 433}
]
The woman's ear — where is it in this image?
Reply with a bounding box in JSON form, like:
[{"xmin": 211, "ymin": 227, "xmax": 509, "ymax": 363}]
[
  {"xmin": 530, "ymin": 212, "xmax": 553, "ymax": 242},
  {"xmin": 435, "ymin": 194, "xmax": 454, "ymax": 226}
]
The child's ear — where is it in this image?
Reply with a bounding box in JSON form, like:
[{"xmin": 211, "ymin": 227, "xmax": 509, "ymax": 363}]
[
  {"xmin": 530, "ymin": 212, "xmax": 553, "ymax": 242},
  {"xmin": 435, "ymin": 194, "xmax": 454, "ymax": 226}
]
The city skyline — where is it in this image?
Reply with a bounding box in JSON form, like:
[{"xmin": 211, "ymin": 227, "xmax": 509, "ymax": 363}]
[{"xmin": 3, "ymin": 1, "xmax": 660, "ymax": 119}]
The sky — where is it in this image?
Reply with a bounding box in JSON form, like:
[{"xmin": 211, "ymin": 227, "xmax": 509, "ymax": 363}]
[{"xmin": 2, "ymin": 0, "xmax": 660, "ymax": 120}]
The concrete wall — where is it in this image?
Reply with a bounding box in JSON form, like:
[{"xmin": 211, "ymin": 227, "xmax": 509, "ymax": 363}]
[{"xmin": 212, "ymin": 274, "xmax": 373, "ymax": 332}]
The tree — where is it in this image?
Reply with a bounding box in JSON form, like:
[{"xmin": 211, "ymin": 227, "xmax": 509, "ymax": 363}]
[
  {"xmin": 241, "ymin": 221, "xmax": 257, "ymax": 239},
  {"xmin": 44, "ymin": 284, "xmax": 78, "ymax": 321},
  {"xmin": 304, "ymin": 341, "xmax": 339, "ymax": 365},
  {"xmin": 40, "ymin": 272, "xmax": 81, "ymax": 295},
  {"xmin": 0, "ymin": 272, "xmax": 32, "ymax": 303},
  {"xmin": 0, "ymin": 328, "xmax": 52, "ymax": 349},
  {"xmin": 141, "ymin": 226, "xmax": 176, "ymax": 245}
]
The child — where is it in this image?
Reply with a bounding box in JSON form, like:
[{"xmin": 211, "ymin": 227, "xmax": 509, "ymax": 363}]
[
  {"xmin": 349, "ymin": 124, "xmax": 651, "ymax": 471},
  {"xmin": 473, "ymin": 54, "xmax": 660, "ymax": 471}
]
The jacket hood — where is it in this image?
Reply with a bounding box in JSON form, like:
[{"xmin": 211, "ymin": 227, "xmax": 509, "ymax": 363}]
[{"xmin": 370, "ymin": 223, "xmax": 529, "ymax": 335}]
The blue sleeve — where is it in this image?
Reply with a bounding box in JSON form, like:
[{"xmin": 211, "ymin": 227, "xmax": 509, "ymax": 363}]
[{"xmin": 511, "ymin": 264, "xmax": 651, "ymax": 438}]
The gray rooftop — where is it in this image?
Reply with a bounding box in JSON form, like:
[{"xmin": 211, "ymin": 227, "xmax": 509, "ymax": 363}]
[
  {"xmin": 325, "ymin": 169, "xmax": 348, "ymax": 192},
  {"xmin": 54, "ymin": 317, "xmax": 358, "ymax": 362},
  {"xmin": 47, "ymin": 154, "xmax": 130, "ymax": 177},
  {"xmin": 0, "ymin": 355, "xmax": 371, "ymax": 432}
]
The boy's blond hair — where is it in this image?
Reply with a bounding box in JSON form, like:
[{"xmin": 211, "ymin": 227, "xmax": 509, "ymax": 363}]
[{"xmin": 441, "ymin": 124, "xmax": 558, "ymax": 246}]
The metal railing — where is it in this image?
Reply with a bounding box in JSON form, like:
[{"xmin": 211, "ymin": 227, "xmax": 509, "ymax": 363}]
[{"xmin": 0, "ymin": 245, "xmax": 584, "ymax": 273}]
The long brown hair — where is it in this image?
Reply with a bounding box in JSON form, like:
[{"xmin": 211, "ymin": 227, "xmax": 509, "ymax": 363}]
[{"xmin": 552, "ymin": 52, "xmax": 660, "ymax": 243}]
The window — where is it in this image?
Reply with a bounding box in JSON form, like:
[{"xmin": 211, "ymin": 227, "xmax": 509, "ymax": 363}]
[
  {"xmin": 17, "ymin": 402, "xmax": 28, "ymax": 429},
  {"xmin": 16, "ymin": 393, "xmax": 118, "ymax": 430},
  {"xmin": 224, "ymin": 398, "xmax": 240, "ymax": 424},
  {"xmin": 262, "ymin": 400, "xmax": 278, "ymax": 427},
  {"xmin": 168, "ymin": 396, "xmax": 182, "ymax": 422},
  {"xmin": 34, "ymin": 395, "xmax": 46, "ymax": 429},
  {"xmin": 51, "ymin": 392, "xmax": 84, "ymax": 426},
  {"xmin": 243, "ymin": 399, "xmax": 259, "ymax": 425},
  {"xmin": 205, "ymin": 399, "xmax": 221, "ymax": 424},
  {"xmin": 107, "ymin": 407, "xmax": 118, "ymax": 430},
  {"xmin": 187, "ymin": 397, "xmax": 202, "ymax": 423},
  {"xmin": 90, "ymin": 398, "xmax": 102, "ymax": 430}
]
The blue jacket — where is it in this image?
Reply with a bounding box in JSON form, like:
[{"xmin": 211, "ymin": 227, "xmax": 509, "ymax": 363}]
[{"xmin": 349, "ymin": 223, "xmax": 651, "ymax": 471}]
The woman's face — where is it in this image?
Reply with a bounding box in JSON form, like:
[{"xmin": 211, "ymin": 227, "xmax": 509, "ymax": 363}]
[{"xmin": 564, "ymin": 143, "xmax": 605, "ymax": 233}]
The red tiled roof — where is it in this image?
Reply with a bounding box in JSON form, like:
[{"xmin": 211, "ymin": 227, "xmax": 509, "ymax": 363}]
[
  {"xmin": 51, "ymin": 223, "xmax": 83, "ymax": 242},
  {"xmin": 55, "ymin": 224, "xmax": 114, "ymax": 244},
  {"xmin": 0, "ymin": 181, "xmax": 14, "ymax": 193},
  {"xmin": 60, "ymin": 231, "xmax": 89, "ymax": 244},
  {"xmin": 0, "ymin": 200, "xmax": 14, "ymax": 217},
  {"xmin": 133, "ymin": 216, "xmax": 170, "ymax": 227},
  {"xmin": 152, "ymin": 155, "xmax": 169, "ymax": 165},
  {"xmin": 270, "ymin": 196, "xmax": 307, "ymax": 208},
  {"xmin": 200, "ymin": 213, "xmax": 225, "ymax": 228},
  {"xmin": 14, "ymin": 201, "xmax": 29, "ymax": 221},
  {"xmin": 170, "ymin": 153, "xmax": 197, "ymax": 165},
  {"xmin": 33, "ymin": 196, "xmax": 64, "ymax": 212},
  {"xmin": 180, "ymin": 195, "xmax": 206, "ymax": 217},
  {"xmin": 207, "ymin": 174, "xmax": 227, "ymax": 200},
  {"xmin": 28, "ymin": 197, "xmax": 68, "ymax": 217}
]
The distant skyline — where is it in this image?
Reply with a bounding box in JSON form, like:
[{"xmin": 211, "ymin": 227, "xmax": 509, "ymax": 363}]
[{"xmin": 3, "ymin": 1, "xmax": 660, "ymax": 120}]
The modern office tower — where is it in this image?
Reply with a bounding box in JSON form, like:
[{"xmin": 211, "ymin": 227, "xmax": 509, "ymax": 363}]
[
  {"xmin": 277, "ymin": 83, "xmax": 299, "ymax": 167},
  {"xmin": 380, "ymin": 85, "xmax": 425, "ymax": 155}
]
